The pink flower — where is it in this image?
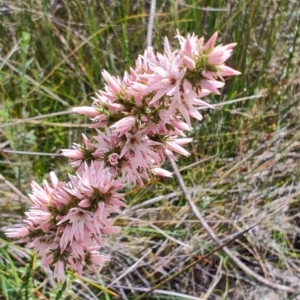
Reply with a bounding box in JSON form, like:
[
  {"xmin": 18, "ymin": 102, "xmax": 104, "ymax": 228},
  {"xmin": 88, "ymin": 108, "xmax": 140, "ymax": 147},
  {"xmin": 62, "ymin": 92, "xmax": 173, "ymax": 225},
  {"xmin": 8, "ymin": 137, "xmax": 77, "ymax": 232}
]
[
  {"xmin": 92, "ymin": 91, "xmax": 125, "ymax": 114},
  {"xmin": 167, "ymin": 80, "xmax": 213, "ymax": 126},
  {"xmin": 199, "ymin": 79, "xmax": 225, "ymax": 94},
  {"xmin": 151, "ymin": 168, "xmax": 172, "ymax": 177},
  {"xmin": 72, "ymin": 106, "xmax": 99, "ymax": 117},
  {"xmin": 207, "ymin": 43, "xmax": 237, "ymax": 65},
  {"xmin": 165, "ymin": 140, "xmax": 191, "ymax": 157},
  {"xmin": 108, "ymin": 153, "xmax": 120, "ymax": 166},
  {"xmin": 62, "ymin": 134, "xmax": 96, "ymax": 168},
  {"xmin": 183, "ymin": 55, "xmax": 196, "ymax": 69},
  {"xmin": 5, "ymin": 227, "xmax": 29, "ymax": 238},
  {"xmin": 111, "ymin": 116, "xmax": 136, "ymax": 136},
  {"xmin": 204, "ymin": 32, "xmax": 218, "ymax": 53},
  {"xmin": 102, "ymin": 70, "xmax": 123, "ymax": 95},
  {"xmin": 217, "ymin": 65, "xmax": 241, "ymax": 77},
  {"xmin": 61, "ymin": 149, "xmax": 84, "ymax": 160},
  {"xmin": 86, "ymin": 251, "xmax": 108, "ymax": 272},
  {"xmin": 54, "ymin": 260, "xmax": 65, "ymax": 282},
  {"xmin": 142, "ymin": 54, "xmax": 186, "ymax": 105},
  {"xmin": 58, "ymin": 208, "xmax": 94, "ymax": 251},
  {"xmin": 92, "ymin": 129, "xmax": 115, "ymax": 157},
  {"xmin": 90, "ymin": 114, "xmax": 109, "ymax": 128},
  {"xmin": 120, "ymin": 130, "xmax": 160, "ymax": 161}
]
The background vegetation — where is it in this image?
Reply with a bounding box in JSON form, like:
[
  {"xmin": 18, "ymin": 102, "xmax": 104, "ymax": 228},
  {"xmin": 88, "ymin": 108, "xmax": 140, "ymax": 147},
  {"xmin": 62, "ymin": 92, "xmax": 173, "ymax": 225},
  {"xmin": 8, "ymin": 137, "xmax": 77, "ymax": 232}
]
[{"xmin": 0, "ymin": 0, "xmax": 300, "ymax": 299}]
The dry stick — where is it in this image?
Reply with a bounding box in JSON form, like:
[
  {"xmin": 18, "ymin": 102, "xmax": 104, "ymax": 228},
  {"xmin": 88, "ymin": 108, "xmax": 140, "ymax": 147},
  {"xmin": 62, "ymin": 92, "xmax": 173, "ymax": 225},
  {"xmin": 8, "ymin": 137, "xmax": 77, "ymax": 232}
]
[
  {"xmin": 0, "ymin": 149, "xmax": 63, "ymax": 157},
  {"xmin": 168, "ymin": 158, "xmax": 297, "ymax": 294},
  {"xmin": 146, "ymin": 0, "xmax": 156, "ymax": 48},
  {"xmin": 0, "ymin": 110, "xmax": 72, "ymax": 128},
  {"xmin": 211, "ymin": 94, "xmax": 263, "ymax": 108},
  {"xmin": 115, "ymin": 285, "xmax": 203, "ymax": 300}
]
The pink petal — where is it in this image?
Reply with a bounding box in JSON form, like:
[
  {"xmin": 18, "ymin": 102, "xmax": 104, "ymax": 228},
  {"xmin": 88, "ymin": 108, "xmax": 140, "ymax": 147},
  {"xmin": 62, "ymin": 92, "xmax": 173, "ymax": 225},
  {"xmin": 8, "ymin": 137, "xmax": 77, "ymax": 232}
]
[
  {"xmin": 152, "ymin": 168, "xmax": 173, "ymax": 177},
  {"xmin": 72, "ymin": 106, "xmax": 99, "ymax": 117}
]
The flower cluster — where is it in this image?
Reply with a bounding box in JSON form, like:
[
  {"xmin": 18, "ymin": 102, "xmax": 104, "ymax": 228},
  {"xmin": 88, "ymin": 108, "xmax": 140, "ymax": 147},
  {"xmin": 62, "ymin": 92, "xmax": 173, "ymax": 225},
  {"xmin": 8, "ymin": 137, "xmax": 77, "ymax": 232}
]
[
  {"xmin": 6, "ymin": 31, "xmax": 240, "ymax": 281},
  {"xmin": 6, "ymin": 162, "xmax": 125, "ymax": 281},
  {"xmin": 69, "ymin": 31, "xmax": 240, "ymax": 185}
]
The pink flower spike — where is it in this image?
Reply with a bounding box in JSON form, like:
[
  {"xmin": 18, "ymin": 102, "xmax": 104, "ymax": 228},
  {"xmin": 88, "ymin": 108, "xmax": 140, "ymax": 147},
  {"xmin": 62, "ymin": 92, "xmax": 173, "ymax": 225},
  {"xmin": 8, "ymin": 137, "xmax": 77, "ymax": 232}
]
[
  {"xmin": 72, "ymin": 106, "xmax": 99, "ymax": 117},
  {"xmin": 5, "ymin": 31, "xmax": 241, "ymax": 281},
  {"xmin": 152, "ymin": 168, "xmax": 173, "ymax": 177}
]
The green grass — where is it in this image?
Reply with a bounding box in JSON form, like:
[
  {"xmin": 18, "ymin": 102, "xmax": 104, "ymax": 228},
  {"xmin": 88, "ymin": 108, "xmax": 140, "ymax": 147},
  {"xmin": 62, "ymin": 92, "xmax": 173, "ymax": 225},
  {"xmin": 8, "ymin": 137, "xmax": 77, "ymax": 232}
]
[{"xmin": 1, "ymin": 0, "xmax": 300, "ymax": 299}]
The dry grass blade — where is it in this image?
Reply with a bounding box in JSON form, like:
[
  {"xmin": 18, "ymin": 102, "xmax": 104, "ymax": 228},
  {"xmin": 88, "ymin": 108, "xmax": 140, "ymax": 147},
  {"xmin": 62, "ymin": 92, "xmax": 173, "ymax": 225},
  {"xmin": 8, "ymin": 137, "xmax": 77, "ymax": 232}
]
[
  {"xmin": 1, "ymin": 149, "xmax": 62, "ymax": 156},
  {"xmin": 0, "ymin": 174, "xmax": 30, "ymax": 204},
  {"xmin": 0, "ymin": 110, "xmax": 73, "ymax": 128},
  {"xmin": 0, "ymin": 56, "xmax": 69, "ymax": 106},
  {"xmin": 135, "ymin": 223, "xmax": 258, "ymax": 299}
]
